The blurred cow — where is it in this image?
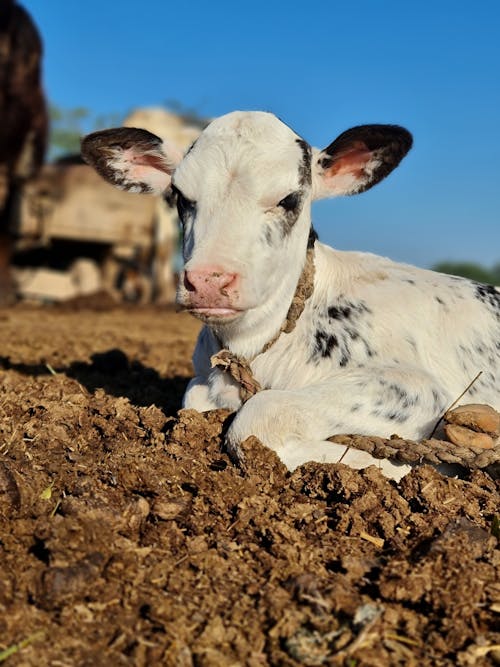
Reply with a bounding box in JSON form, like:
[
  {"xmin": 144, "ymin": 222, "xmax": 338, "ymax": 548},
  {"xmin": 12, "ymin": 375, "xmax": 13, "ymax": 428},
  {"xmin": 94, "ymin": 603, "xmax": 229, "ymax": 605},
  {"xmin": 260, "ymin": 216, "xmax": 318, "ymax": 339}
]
[{"xmin": 0, "ymin": 0, "xmax": 47, "ymax": 303}]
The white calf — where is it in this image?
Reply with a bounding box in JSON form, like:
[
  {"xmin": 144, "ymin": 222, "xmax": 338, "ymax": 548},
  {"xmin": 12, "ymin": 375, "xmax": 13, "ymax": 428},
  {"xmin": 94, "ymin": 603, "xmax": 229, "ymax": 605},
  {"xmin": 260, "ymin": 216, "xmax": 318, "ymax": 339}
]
[{"xmin": 82, "ymin": 112, "xmax": 500, "ymax": 479}]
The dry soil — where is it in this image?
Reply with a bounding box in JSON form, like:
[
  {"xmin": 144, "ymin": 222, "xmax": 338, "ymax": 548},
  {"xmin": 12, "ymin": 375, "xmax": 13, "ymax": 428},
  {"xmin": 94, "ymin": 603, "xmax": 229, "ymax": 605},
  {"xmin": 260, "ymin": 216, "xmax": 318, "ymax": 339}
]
[{"xmin": 0, "ymin": 303, "xmax": 499, "ymax": 666}]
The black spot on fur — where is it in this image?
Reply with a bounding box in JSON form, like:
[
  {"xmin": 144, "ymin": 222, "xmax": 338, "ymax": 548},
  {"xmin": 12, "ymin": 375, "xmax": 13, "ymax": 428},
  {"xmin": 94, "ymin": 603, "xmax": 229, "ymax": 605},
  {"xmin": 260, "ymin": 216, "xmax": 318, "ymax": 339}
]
[
  {"xmin": 370, "ymin": 383, "xmax": 421, "ymax": 424},
  {"xmin": 307, "ymin": 227, "xmax": 318, "ymax": 248},
  {"xmin": 278, "ymin": 190, "xmax": 305, "ymax": 237},
  {"xmin": 475, "ymin": 283, "xmax": 500, "ymax": 310},
  {"xmin": 327, "ymin": 301, "xmax": 371, "ymax": 319},
  {"xmin": 370, "ymin": 409, "xmax": 409, "ymax": 424},
  {"xmin": 314, "ymin": 330, "xmax": 338, "ymax": 358},
  {"xmin": 364, "ymin": 342, "xmax": 376, "ymax": 357},
  {"xmin": 263, "ymin": 225, "xmax": 274, "ymax": 246},
  {"xmin": 339, "ymin": 353, "xmax": 350, "ymax": 367},
  {"xmin": 309, "ymin": 299, "xmax": 373, "ymax": 366},
  {"xmin": 296, "ymin": 138, "xmax": 312, "ymax": 186},
  {"xmin": 432, "ymin": 389, "xmax": 444, "ymax": 413},
  {"xmin": 328, "ymin": 305, "xmax": 352, "ymax": 320},
  {"xmin": 184, "ymin": 139, "xmax": 197, "ymax": 157},
  {"xmin": 387, "ymin": 383, "xmax": 419, "ymax": 409}
]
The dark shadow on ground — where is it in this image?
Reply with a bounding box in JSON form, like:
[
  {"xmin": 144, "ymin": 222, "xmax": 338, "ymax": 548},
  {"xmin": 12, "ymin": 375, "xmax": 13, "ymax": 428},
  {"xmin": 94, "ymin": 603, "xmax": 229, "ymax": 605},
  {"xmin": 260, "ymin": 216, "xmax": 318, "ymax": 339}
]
[{"xmin": 0, "ymin": 348, "xmax": 189, "ymax": 417}]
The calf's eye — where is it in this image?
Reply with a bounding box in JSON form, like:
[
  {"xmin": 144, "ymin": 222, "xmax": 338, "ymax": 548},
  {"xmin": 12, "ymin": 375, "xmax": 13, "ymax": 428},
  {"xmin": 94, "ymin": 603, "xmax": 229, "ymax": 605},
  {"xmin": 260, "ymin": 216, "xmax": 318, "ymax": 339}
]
[
  {"xmin": 174, "ymin": 187, "xmax": 196, "ymax": 221},
  {"xmin": 278, "ymin": 192, "xmax": 300, "ymax": 212}
]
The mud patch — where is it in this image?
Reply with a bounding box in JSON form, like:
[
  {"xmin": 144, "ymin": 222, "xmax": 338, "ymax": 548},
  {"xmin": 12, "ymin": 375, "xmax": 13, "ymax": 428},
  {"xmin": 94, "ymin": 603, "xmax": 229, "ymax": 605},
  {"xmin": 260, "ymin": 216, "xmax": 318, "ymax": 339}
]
[{"xmin": 0, "ymin": 306, "xmax": 499, "ymax": 666}]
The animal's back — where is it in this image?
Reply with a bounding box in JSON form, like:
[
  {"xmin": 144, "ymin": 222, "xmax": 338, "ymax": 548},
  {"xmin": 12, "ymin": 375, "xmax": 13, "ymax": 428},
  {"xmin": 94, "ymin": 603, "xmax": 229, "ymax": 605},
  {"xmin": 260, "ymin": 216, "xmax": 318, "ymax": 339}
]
[{"xmin": 309, "ymin": 243, "xmax": 500, "ymax": 406}]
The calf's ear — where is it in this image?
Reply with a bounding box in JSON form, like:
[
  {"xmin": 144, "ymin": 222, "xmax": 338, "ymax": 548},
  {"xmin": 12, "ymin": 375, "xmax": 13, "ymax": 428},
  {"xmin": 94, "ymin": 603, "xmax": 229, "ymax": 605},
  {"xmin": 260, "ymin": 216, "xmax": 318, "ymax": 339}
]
[
  {"xmin": 312, "ymin": 124, "xmax": 412, "ymax": 200},
  {"xmin": 81, "ymin": 127, "xmax": 181, "ymax": 195}
]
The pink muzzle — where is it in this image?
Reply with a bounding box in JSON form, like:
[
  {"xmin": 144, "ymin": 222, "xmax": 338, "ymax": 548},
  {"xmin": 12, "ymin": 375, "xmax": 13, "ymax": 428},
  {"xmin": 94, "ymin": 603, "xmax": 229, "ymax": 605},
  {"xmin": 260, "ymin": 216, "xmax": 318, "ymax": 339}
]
[{"xmin": 183, "ymin": 267, "xmax": 239, "ymax": 310}]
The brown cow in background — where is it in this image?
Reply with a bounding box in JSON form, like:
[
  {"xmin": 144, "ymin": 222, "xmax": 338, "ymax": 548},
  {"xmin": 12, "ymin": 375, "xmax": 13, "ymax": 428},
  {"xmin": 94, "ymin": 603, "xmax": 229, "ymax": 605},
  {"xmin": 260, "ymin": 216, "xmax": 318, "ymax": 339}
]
[{"xmin": 0, "ymin": 0, "xmax": 47, "ymax": 303}]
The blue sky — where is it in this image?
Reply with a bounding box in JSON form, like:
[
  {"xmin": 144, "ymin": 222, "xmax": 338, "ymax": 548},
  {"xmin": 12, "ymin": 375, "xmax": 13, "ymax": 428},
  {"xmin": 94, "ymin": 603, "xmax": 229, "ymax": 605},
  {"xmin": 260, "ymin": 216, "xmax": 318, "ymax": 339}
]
[{"xmin": 24, "ymin": 0, "xmax": 500, "ymax": 269}]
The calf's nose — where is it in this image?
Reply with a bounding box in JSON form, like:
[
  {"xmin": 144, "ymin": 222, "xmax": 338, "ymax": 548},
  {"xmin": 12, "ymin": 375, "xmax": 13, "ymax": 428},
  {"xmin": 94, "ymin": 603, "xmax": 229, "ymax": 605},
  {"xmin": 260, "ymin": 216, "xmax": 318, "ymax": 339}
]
[{"xmin": 184, "ymin": 268, "xmax": 238, "ymax": 300}]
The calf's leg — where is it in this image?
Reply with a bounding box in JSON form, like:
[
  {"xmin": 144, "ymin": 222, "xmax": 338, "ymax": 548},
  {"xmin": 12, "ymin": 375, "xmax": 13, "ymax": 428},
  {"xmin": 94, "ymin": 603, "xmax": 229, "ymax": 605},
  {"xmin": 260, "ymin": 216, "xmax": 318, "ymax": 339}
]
[{"xmin": 225, "ymin": 367, "xmax": 451, "ymax": 480}]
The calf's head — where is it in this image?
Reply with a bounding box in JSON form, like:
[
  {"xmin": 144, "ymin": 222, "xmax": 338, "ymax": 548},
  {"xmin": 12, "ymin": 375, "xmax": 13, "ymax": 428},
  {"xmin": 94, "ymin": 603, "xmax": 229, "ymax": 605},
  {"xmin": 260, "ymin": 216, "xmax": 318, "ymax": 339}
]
[{"xmin": 82, "ymin": 111, "xmax": 411, "ymax": 328}]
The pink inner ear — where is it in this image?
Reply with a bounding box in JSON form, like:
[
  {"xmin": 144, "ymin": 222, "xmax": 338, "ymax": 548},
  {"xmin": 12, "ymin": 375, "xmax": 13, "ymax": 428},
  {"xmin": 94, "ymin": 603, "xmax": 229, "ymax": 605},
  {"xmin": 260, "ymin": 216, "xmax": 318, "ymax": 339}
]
[
  {"xmin": 327, "ymin": 141, "xmax": 372, "ymax": 178},
  {"xmin": 131, "ymin": 152, "xmax": 171, "ymax": 174}
]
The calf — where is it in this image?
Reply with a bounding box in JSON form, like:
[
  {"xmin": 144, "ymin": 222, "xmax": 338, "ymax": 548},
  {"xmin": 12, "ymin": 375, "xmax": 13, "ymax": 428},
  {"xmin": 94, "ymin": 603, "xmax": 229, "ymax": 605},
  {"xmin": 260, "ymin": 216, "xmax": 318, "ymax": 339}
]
[{"xmin": 82, "ymin": 112, "xmax": 500, "ymax": 479}]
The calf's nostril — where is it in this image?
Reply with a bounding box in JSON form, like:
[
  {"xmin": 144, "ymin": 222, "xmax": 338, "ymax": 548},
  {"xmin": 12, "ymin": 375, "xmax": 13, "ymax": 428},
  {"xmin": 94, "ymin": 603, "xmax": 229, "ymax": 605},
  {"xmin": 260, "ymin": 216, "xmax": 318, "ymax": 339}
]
[
  {"xmin": 218, "ymin": 273, "xmax": 237, "ymax": 289},
  {"xmin": 184, "ymin": 273, "xmax": 196, "ymax": 292}
]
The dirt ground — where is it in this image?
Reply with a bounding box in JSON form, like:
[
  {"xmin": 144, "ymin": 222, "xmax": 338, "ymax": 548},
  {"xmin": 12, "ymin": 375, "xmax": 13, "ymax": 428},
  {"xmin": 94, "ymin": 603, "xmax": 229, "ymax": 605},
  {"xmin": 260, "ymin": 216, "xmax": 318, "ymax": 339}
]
[{"xmin": 0, "ymin": 303, "xmax": 499, "ymax": 666}]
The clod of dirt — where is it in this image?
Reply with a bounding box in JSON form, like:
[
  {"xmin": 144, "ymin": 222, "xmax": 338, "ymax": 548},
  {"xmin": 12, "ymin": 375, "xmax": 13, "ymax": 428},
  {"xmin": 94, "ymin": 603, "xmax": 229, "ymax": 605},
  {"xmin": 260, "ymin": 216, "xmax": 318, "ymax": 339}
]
[
  {"xmin": 444, "ymin": 403, "xmax": 500, "ymax": 450},
  {"xmin": 0, "ymin": 461, "xmax": 21, "ymax": 515},
  {"xmin": 446, "ymin": 403, "xmax": 500, "ymax": 435},
  {"xmin": 445, "ymin": 423, "xmax": 495, "ymax": 449},
  {"xmin": 37, "ymin": 552, "xmax": 107, "ymax": 610}
]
